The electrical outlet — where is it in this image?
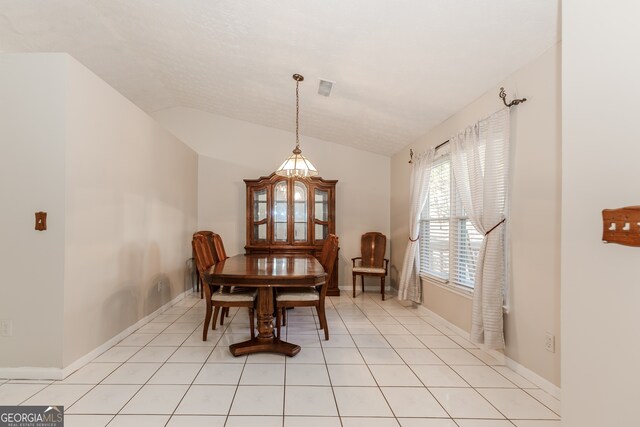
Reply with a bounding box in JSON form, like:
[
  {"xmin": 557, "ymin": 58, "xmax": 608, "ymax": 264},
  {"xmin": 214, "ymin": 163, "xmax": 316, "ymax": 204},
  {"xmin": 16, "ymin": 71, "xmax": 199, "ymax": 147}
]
[
  {"xmin": 157, "ymin": 281, "xmax": 163, "ymax": 293},
  {"xmin": 0, "ymin": 320, "xmax": 13, "ymax": 337},
  {"xmin": 545, "ymin": 332, "xmax": 555, "ymax": 353}
]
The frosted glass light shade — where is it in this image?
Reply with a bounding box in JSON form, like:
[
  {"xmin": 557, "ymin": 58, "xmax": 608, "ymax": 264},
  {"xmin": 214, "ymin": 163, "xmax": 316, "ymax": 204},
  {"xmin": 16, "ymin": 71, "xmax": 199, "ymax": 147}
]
[{"xmin": 275, "ymin": 150, "xmax": 318, "ymax": 178}]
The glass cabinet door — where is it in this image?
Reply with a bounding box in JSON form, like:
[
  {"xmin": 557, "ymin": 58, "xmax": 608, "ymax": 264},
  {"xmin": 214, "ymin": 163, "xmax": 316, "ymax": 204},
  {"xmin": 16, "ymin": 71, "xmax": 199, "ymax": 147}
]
[
  {"xmin": 314, "ymin": 189, "xmax": 329, "ymax": 241},
  {"xmin": 274, "ymin": 181, "xmax": 288, "ymax": 242},
  {"xmin": 293, "ymin": 181, "xmax": 308, "ymax": 242},
  {"xmin": 252, "ymin": 188, "xmax": 268, "ymax": 241}
]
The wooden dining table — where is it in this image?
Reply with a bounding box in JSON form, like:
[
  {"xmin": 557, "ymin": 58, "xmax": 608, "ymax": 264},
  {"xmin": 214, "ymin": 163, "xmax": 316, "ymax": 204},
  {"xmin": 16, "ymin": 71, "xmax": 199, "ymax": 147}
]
[{"xmin": 204, "ymin": 253, "xmax": 326, "ymax": 357}]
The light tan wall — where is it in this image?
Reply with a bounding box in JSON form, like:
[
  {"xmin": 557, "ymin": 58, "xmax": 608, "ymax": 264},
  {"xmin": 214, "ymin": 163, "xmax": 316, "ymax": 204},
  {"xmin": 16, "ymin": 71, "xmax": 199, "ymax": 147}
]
[
  {"xmin": 0, "ymin": 54, "xmax": 67, "ymax": 369},
  {"xmin": 62, "ymin": 56, "xmax": 198, "ymax": 366},
  {"xmin": 153, "ymin": 107, "xmax": 391, "ymax": 289},
  {"xmin": 562, "ymin": 1, "xmax": 640, "ymax": 425},
  {"xmin": 390, "ymin": 44, "xmax": 561, "ymax": 386}
]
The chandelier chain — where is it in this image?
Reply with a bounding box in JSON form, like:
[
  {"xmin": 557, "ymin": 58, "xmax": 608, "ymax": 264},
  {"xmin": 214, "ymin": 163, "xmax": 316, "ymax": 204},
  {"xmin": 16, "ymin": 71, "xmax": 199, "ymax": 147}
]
[
  {"xmin": 295, "ymin": 79, "xmax": 300, "ymax": 149},
  {"xmin": 274, "ymin": 72, "xmax": 317, "ymax": 178}
]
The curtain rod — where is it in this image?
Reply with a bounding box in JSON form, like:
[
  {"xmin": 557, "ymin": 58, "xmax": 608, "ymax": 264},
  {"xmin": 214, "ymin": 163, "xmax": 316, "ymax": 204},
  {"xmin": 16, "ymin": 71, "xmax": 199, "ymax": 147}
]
[
  {"xmin": 408, "ymin": 140, "xmax": 448, "ymax": 164},
  {"xmin": 435, "ymin": 140, "xmax": 449, "ymax": 150},
  {"xmin": 408, "ymin": 87, "xmax": 526, "ymax": 164}
]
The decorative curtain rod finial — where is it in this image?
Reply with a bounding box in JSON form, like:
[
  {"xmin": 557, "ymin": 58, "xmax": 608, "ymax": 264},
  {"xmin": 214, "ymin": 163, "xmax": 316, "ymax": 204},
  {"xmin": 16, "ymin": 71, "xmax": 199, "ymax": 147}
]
[
  {"xmin": 499, "ymin": 87, "xmax": 527, "ymax": 107},
  {"xmin": 407, "ymin": 89, "xmax": 524, "ymax": 165}
]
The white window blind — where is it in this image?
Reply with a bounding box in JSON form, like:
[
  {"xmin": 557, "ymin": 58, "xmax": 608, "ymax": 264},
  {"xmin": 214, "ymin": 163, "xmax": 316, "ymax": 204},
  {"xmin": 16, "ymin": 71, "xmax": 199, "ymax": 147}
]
[
  {"xmin": 419, "ymin": 152, "xmax": 484, "ymax": 289},
  {"xmin": 453, "ymin": 218, "xmax": 483, "ymax": 287},
  {"xmin": 420, "ymin": 158, "xmax": 450, "ymax": 280}
]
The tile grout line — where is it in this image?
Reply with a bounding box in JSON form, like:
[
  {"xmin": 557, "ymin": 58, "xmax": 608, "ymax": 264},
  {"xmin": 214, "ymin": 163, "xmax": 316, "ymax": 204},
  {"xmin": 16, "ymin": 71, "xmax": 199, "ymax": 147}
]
[
  {"xmin": 393, "ymin": 298, "xmax": 553, "ymax": 423},
  {"xmin": 372, "ymin": 294, "xmax": 456, "ymax": 424},
  {"xmin": 164, "ymin": 304, "xmax": 220, "ymax": 427},
  {"xmin": 106, "ymin": 295, "xmax": 203, "ymax": 425},
  {"xmin": 8, "ymin": 291, "xmax": 560, "ymax": 424},
  {"xmin": 100, "ymin": 293, "xmax": 199, "ymax": 423},
  {"xmin": 282, "ymin": 309, "xmax": 291, "ymax": 427},
  {"xmin": 379, "ymin": 295, "xmax": 518, "ymax": 422},
  {"xmin": 51, "ymin": 293, "xmax": 200, "ymax": 422},
  {"xmin": 222, "ymin": 306, "xmax": 251, "ymax": 427},
  {"xmin": 379, "ymin": 301, "xmax": 488, "ymax": 423},
  {"xmin": 318, "ymin": 298, "xmax": 345, "ymax": 427},
  {"xmin": 521, "ymin": 388, "xmax": 561, "ymax": 417},
  {"xmin": 333, "ymin": 293, "xmax": 404, "ymax": 424}
]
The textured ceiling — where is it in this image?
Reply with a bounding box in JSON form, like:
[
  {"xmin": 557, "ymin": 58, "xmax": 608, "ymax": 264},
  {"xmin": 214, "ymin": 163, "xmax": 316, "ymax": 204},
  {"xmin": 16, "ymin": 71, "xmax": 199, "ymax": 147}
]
[{"xmin": 0, "ymin": 0, "xmax": 558, "ymax": 156}]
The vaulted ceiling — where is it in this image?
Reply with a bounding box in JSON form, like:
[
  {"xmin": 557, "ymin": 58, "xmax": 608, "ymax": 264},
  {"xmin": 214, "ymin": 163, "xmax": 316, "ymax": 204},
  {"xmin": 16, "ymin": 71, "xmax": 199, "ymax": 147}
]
[{"xmin": 0, "ymin": 0, "xmax": 558, "ymax": 155}]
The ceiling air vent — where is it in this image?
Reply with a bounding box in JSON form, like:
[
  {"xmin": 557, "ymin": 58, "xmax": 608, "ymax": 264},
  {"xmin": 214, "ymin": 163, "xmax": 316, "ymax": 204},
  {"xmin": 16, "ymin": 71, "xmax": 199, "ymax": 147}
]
[{"xmin": 318, "ymin": 79, "xmax": 334, "ymax": 97}]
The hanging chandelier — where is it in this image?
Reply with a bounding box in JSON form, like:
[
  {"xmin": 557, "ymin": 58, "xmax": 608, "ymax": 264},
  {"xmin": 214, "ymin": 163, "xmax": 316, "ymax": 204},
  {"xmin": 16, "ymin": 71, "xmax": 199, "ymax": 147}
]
[{"xmin": 275, "ymin": 74, "xmax": 318, "ymax": 178}]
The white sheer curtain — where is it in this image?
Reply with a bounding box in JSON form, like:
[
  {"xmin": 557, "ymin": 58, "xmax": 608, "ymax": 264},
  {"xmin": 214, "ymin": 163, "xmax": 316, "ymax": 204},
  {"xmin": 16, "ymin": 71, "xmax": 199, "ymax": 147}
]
[
  {"xmin": 398, "ymin": 148, "xmax": 435, "ymax": 303},
  {"xmin": 450, "ymin": 108, "xmax": 510, "ymax": 349}
]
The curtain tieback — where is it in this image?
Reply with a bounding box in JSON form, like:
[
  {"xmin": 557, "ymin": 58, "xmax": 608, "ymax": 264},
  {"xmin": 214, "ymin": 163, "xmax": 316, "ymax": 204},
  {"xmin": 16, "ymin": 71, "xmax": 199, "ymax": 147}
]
[
  {"xmin": 409, "ymin": 234, "xmax": 420, "ymax": 242},
  {"xmin": 484, "ymin": 219, "xmax": 505, "ymax": 236}
]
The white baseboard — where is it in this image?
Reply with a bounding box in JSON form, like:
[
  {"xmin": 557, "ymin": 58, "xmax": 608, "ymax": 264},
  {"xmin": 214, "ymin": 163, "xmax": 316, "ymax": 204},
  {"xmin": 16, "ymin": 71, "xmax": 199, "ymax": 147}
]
[
  {"xmin": 0, "ymin": 289, "xmax": 191, "ymax": 381},
  {"xmin": 0, "ymin": 367, "xmax": 64, "ymax": 381},
  {"xmin": 338, "ymin": 285, "xmax": 397, "ymax": 297},
  {"xmin": 503, "ymin": 355, "xmax": 561, "ymax": 398},
  {"xmin": 414, "ymin": 304, "xmax": 561, "ymax": 399}
]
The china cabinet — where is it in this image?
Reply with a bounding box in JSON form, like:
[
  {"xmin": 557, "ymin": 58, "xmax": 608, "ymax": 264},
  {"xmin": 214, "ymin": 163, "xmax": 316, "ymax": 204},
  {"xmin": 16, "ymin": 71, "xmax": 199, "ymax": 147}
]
[{"xmin": 244, "ymin": 173, "xmax": 339, "ymax": 296}]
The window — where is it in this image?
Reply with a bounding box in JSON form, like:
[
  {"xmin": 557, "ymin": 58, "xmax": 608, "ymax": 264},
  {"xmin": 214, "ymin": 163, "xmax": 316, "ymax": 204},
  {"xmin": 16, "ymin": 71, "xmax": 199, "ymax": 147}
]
[{"xmin": 420, "ymin": 153, "xmax": 483, "ymax": 289}]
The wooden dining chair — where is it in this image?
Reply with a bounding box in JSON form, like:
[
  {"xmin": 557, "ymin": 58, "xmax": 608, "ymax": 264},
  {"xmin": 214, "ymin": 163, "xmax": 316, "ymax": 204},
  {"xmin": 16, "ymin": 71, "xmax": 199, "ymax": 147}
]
[
  {"xmin": 318, "ymin": 235, "xmax": 336, "ymax": 273},
  {"xmin": 213, "ymin": 232, "xmax": 241, "ymax": 321},
  {"xmin": 275, "ymin": 234, "xmax": 339, "ymax": 341},
  {"xmin": 210, "ymin": 232, "xmax": 246, "ymax": 321},
  {"xmin": 192, "ymin": 234, "xmax": 257, "ymax": 341},
  {"xmin": 210, "ymin": 232, "xmax": 228, "ymax": 261},
  {"xmin": 192, "ymin": 231, "xmax": 232, "ymax": 317},
  {"xmin": 352, "ymin": 232, "xmax": 389, "ymax": 300},
  {"xmin": 193, "ymin": 230, "xmax": 216, "ymax": 299}
]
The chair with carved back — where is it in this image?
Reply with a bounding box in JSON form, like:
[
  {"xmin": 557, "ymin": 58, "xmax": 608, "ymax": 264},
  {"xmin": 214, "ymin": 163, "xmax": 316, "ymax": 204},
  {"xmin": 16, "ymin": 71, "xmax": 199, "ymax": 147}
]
[
  {"xmin": 280, "ymin": 234, "xmax": 336, "ymax": 299},
  {"xmin": 276, "ymin": 236, "xmax": 337, "ymax": 331},
  {"xmin": 192, "ymin": 234, "xmax": 257, "ymax": 341},
  {"xmin": 211, "ymin": 233, "xmax": 250, "ymax": 300},
  {"xmin": 275, "ymin": 234, "xmax": 339, "ymax": 341},
  {"xmin": 192, "ymin": 232, "xmax": 232, "ymax": 318},
  {"xmin": 192, "ymin": 231, "xmax": 216, "ymax": 298},
  {"xmin": 318, "ymin": 236, "xmax": 334, "ymax": 271},
  {"xmin": 210, "ymin": 233, "xmax": 228, "ymax": 262},
  {"xmin": 352, "ymin": 232, "xmax": 389, "ymax": 300},
  {"xmin": 211, "ymin": 232, "xmax": 236, "ymax": 321}
]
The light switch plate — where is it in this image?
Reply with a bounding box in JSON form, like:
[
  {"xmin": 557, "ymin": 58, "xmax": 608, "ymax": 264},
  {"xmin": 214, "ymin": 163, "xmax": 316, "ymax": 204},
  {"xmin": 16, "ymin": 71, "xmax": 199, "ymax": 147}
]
[
  {"xmin": 545, "ymin": 332, "xmax": 555, "ymax": 353},
  {"xmin": 0, "ymin": 320, "xmax": 13, "ymax": 337},
  {"xmin": 602, "ymin": 206, "xmax": 640, "ymax": 246}
]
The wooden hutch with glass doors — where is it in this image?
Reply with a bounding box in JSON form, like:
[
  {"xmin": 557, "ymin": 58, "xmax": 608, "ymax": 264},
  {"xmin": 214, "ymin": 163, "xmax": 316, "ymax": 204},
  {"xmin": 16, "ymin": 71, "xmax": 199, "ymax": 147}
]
[{"xmin": 244, "ymin": 173, "xmax": 340, "ymax": 296}]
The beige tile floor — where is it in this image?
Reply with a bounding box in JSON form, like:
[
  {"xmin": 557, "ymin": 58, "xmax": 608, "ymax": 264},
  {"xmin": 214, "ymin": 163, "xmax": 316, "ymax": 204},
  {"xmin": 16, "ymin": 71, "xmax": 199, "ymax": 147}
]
[{"xmin": 0, "ymin": 291, "xmax": 561, "ymax": 426}]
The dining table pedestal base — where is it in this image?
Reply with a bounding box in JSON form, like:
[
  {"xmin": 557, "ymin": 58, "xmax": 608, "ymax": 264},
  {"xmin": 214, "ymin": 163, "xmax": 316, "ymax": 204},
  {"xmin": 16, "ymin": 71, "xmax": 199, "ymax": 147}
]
[
  {"xmin": 229, "ymin": 287, "xmax": 301, "ymax": 357},
  {"xmin": 206, "ymin": 255, "xmax": 326, "ymax": 358},
  {"xmin": 229, "ymin": 338, "xmax": 300, "ymax": 357}
]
